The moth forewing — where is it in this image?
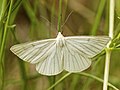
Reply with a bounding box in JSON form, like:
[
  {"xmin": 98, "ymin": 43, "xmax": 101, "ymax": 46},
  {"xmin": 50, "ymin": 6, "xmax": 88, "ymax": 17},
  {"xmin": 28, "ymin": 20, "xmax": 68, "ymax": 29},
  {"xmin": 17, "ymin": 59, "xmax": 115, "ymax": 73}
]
[
  {"xmin": 10, "ymin": 39, "xmax": 56, "ymax": 64},
  {"xmin": 65, "ymin": 36, "xmax": 110, "ymax": 58}
]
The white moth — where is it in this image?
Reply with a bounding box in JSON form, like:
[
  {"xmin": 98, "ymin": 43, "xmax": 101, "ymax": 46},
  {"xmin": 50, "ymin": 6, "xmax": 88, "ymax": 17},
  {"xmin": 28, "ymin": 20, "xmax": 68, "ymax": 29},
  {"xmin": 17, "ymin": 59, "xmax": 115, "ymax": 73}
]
[{"xmin": 10, "ymin": 32, "xmax": 110, "ymax": 76}]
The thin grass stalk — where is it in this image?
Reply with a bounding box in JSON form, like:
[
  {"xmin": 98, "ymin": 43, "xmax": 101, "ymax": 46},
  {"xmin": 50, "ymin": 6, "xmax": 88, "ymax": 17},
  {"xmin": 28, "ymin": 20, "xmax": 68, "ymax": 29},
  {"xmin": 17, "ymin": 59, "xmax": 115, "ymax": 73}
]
[
  {"xmin": 22, "ymin": 0, "xmax": 38, "ymax": 23},
  {"xmin": 57, "ymin": 0, "xmax": 62, "ymax": 32},
  {"xmin": 104, "ymin": 0, "xmax": 109, "ymax": 34},
  {"xmin": 91, "ymin": 0, "xmax": 106, "ymax": 35},
  {"xmin": 18, "ymin": 60, "xmax": 27, "ymax": 90},
  {"xmin": 8, "ymin": 2, "xmax": 27, "ymax": 89},
  {"xmin": 0, "ymin": 0, "xmax": 6, "ymax": 21},
  {"xmin": 11, "ymin": 27, "xmax": 28, "ymax": 90},
  {"xmin": 0, "ymin": 0, "xmax": 13, "ymax": 89},
  {"xmin": 47, "ymin": 72, "xmax": 119, "ymax": 90},
  {"xmin": 103, "ymin": 0, "xmax": 114, "ymax": 90},
  {"xmin": 11, "ymin": 0, "xmax": 22, "ymax": 13},
  {"xmin": 50, "ymin": 0, "xmax": 55, "ymax": 35},
  {"xmin": 79, "ymin": 73, "xmax": 119, "ymax": 90},
  {"xmin": 47, "ymin": 73, "xmax": 71, "ymax": 90},
  {"xmin": 0, "ymin": 0, "xmax": 6, "ymax": 50},
  {"xmin": 82, "ymin": 58, "xmax": 102, "ymax": 90}
]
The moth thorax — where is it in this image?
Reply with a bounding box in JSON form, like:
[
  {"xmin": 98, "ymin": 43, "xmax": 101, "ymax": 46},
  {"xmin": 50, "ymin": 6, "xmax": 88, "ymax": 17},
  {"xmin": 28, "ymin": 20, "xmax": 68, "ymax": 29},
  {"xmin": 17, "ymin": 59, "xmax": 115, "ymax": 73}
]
[{"xmin": 56, "ymin": 38, "xmax": 65, "ymax": 47}]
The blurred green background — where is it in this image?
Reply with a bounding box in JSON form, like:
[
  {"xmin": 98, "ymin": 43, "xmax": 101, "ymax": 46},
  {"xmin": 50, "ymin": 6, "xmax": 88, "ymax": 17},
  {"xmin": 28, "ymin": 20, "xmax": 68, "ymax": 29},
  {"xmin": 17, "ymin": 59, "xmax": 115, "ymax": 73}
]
[{"xmin": 0, "ymin": 0, "xmax": 120, "ymax": 90}]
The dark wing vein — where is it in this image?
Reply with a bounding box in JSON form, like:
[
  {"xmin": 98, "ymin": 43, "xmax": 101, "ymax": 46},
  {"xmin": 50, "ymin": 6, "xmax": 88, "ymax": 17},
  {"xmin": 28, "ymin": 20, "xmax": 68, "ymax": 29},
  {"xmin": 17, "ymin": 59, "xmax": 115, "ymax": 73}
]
[
  {"xmin": 63, "ymin": 42, "xmax": 91, "ymax": 72},
  {"xmin": 36, "ymin": 44, "xmax": 63, "ymax": 76}
]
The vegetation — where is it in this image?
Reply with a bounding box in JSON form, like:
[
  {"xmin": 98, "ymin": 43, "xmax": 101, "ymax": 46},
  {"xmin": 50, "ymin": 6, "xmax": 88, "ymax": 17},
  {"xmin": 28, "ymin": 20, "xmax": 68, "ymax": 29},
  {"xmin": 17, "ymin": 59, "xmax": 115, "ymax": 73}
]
[{"xmin": 0, "ymin": 0, "xmax": 120, "ymax": 90}]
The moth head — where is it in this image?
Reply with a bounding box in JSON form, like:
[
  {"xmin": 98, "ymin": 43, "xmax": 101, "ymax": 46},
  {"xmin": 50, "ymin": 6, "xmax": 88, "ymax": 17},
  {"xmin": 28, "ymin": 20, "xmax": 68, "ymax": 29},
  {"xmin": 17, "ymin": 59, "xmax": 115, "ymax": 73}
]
[
  {"xmin": 56, "ymin": 32, "xmax": 65, "ymax": 47},
  {"xmin": 57, "ymin": 32, "xmax": 64, "ymax": 38}
]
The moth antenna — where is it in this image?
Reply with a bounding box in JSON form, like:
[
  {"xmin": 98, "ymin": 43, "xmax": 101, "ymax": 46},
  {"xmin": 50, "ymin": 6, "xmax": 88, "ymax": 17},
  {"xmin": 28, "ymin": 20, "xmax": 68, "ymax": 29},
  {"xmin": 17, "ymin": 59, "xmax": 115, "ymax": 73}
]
[
  {"xmin": 61, "ymin": 10, "xmax": 74, "ymax": 28},
  {"xmin": 40, "ymin": 16, "xmax": 51, "ymax": 25},
  {"xmin": 40, "ymin": 16, "xmax": 58, "ymax": 35},
  {"xmin": 61, "ymin": 11, "xmax": 73, "ymax": 34}
]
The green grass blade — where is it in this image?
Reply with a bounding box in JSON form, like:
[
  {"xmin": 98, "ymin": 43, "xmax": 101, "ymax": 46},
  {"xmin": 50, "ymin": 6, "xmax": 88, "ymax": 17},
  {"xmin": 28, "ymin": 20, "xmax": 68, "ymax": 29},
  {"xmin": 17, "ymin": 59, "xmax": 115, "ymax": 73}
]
[
  {"xmin": 91, "ymin": 0, "xmax": 106, "ymax": 35},
  {"xmin": 0, "ymin": 0, "xmax": 13, "ymax": 89},
  {"xmin": 57, "ymin": 0, "xmax": 62, "ymax": 32}
]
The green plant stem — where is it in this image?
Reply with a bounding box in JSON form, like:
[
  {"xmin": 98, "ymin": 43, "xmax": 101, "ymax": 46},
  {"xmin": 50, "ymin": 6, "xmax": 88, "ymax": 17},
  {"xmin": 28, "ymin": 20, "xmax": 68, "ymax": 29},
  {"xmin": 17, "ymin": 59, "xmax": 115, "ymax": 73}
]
[
  {"xmin": 103, "ymin": 49, "xmax": 112, "ymax": 90},
  {"xmin": 22, "ymin": 0, "xmax": 38, "ymax": 23},
  {"xmin": 47, "ymin": 72, "xmax": 118, "ymax": 90},
  {"xmin": 91, "ymin": 0, "xmax": 106, "ymax": 35},
  {"xmin": 11, "ymin": 28, "xmax": 28, "ymax": 90},
  {"xmin": 11, "ymin": 0, "xmax": 23, "ymax": 13},
  {"xmin": 18, "ymin": 60, "xmax": 27, "ymax": 90},
  {"xmin": 0, "ymin": 0, "xmax": 7, "ymax": 47},
  {"xmin": 50, "ymin": 0, "xmax": 55, "ymax": 36},
  {"xmin": 103, "ymin": 0, "xmax": 114, "ymax": 90},
  {"xmin": 0, "ymin": 0, "xmax": 6, "ymax": 21},
  {"xmin": 82, "ymin": 57, "xmax": 102, "ymax": 90},
  {"xmin": 79, "ymin": 73, "xmax": 119, "ymax": 90},
  {"xmin": 47, "ymin": 73, "xmax": 71, "ymax": 90},
  {"xmin": 0, "ymin": 0, "xmax": 13, "ymax": 89},
  {"xmin": 57, "ymin": 0, "xmax": 62, "ymax": 32},
  {"xmin": 104, "ymin": 0, "xmax": 109, "ymax": 34},
  {"xmin": 52, "ymin": 76, "xmax": 56, "ymax": 90}
]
